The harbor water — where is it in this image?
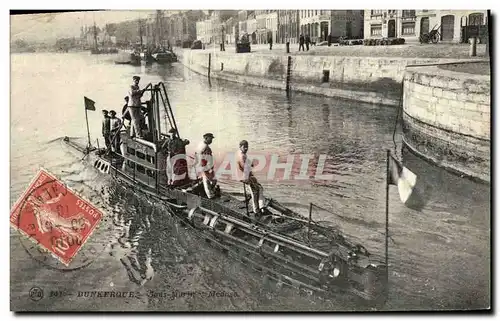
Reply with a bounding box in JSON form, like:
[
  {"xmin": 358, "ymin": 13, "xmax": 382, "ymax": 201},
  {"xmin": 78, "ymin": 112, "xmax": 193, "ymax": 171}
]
[{"xmin": 10, "ymin": 52, "xmax": 490, "ymax": 311}]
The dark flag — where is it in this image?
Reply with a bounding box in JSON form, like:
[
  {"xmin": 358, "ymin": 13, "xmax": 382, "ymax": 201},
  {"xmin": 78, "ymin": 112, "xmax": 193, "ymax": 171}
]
[
  {"xmin": 387, "ymin": 152, "xmax": 426, "ymax": 211},
  {"xmin": 83, "ymin": 96, "xmax": 95, "ymax": 149},
  {"xmin": 84, "ymin": 96, "xmax": 96, "ymax": 111}
]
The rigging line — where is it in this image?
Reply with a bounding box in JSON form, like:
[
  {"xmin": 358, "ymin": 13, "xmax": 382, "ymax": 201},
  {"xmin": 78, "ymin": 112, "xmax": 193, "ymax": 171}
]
[
  {"xmin": 392, "ymin": 80, "xmax": 404, "ymax": 159},
  {"xmin": 158, "ymin": 89, "xmax": 174, "ymax": 130}
]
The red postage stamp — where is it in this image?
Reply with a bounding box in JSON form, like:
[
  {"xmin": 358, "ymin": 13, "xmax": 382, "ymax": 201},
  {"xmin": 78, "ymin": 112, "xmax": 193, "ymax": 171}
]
[{"xmin": 10, "ymin": 169, "xmax": 103, "ymax": 266}]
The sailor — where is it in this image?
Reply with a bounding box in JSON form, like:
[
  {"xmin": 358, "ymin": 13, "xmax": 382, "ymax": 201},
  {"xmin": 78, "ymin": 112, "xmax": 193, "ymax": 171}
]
[
  {"xmin": 237, "ymin": 140, "xmax": 266, "ymax": 215},
  {"xmin": 128, "ymin": 76, "xmax": 146, "ymax": 139},
  {"xmin": 108, "ymin": 110, "xmax": 122, "ymax": 154},
  {"xmin": 101, "ymin": 110, "xmax": 111, "ymax": 152},
  {"xmin": 121, "ymin": 96, "xmax": 131, "ymax": 127},
  {"xmin": 167, "ymin": 128, "xmax": 190, "ymax": 186},
  {"xmin": 195, "ymin": 133, "xmax": 217, "ymax": 198}
]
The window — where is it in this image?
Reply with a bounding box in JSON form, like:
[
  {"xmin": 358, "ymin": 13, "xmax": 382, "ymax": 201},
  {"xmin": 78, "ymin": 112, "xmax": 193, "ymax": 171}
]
[
  {"xmin": 136, "ymin": 164, "xmax": 146, "ymax": 174},
  {"xmin": 127, "ymin": 147, "xmax": 135, "ymax": 156},
  {"xmin": 136, "ymin": 151, "xmax": 146, "ymax": 160},
  {"xmin": 146, "ymin": 169, "xmax": 156, "ymax": 178},
  {"xmin": 402, "ymin": 10, "xmax": 415, "ymax": 17},
  {"xmin": 371, "ymin": 10, "xmax": 383, "ymax": 16},
  {"xmin": 402, "ymin": 22, "xmax": 415, "ymax": 35},
  {"xmin": 146, "ymin": 155, "xmax": 155, "ymax": 164},
  {"xmin": 469, "ymin": 13, "xmax": 484, "ymax": 26},
  {"xmin": 371, "ymin": 24, "xmax": 382, "ymax": 36},
  {"xmin": 127, "ymin": 160, "xmax": 134, "ymax": 169}
]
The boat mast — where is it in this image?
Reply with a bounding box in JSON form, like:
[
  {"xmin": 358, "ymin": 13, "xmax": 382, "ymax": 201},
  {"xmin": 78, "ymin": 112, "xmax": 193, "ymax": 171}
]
[
  {"xmin": 156, "ymin": 10, "xmax": 161, "ymax": 47},
  {"xmin": 93, "ymin": 20, "xmax": 98, "ymax": 51},
  {"xmin": 139, "ymin": 18, "xmax": 143, "ymax": 49}
]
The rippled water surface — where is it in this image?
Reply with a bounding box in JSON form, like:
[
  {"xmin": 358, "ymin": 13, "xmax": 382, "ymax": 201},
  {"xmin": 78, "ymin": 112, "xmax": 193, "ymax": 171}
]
[{"xmin": 10, "ymin": 52, "xmax": 490, "ymax": 311}]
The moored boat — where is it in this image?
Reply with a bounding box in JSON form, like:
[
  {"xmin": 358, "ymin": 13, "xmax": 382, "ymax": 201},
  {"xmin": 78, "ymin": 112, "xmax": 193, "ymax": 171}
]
[
  {"xmin": 152, "ymin": 50, "xmax": 178, "ymax": 63},
  {"xmin": 114, "ymin": 50, "xmax": 141, "ymax": 65},
  {"xmin": 62, "ymin": 82, "xmax": 388, "ymax": 304}
]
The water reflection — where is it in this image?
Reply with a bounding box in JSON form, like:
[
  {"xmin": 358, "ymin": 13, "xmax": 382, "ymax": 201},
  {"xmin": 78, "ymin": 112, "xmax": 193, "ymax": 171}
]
[{"xmin": 107, "ymin": 185, "xmax": 155, "ymax": 286}]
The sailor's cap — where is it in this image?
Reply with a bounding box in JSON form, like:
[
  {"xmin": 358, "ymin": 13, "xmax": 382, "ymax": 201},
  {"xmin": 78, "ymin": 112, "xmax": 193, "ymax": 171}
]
[
  {"xmin": 133, "ymin": 75, "xmax": 141, "ymax": 80},
  {"xmin": 109, "ymin": 110, "xmax": 116, "ymax": 115},
  {"xmin": 102, "ymin": 109, "xmax": 108, "ymax": 113},
  {"xmin": 203, "ymin": 133, "xmax": 215, "ymax": 138}
]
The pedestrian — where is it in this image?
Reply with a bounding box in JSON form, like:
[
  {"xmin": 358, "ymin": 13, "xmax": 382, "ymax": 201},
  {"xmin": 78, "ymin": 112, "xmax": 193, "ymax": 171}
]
[
  {"xmin": 268, "ymin": 33, "xmax": 273, "ymax": 50},
  {"xmin": 195, "ymin": 133, "xmax": 217, "ymax": 199},
  {"xmin": 236, "ymin": 140, "xmax": 266, "ymax": 216},
  {"xmin": 299, "ymin": 34, "xmax": 305, "ymax": 51},
  {"xmin": 305, "ymin": 34, "xmax": 311, "ymax": 51},
  {"xmin": 108, "ymin": 110, "xmax": 122, "ymax": 154},
  {"xmin": 128, "ymin": 76, "xmax": 146, "ymax": 139},
  {"xmin": 101, "ymin": 110, "xmax": 111, "ymax": 152}
]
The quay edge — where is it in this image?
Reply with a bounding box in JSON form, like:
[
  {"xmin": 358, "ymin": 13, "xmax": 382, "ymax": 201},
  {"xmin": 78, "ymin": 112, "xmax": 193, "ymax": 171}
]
[{"xmin": 175, "ymin": 48, "xmax": 482, "ymax": 107}]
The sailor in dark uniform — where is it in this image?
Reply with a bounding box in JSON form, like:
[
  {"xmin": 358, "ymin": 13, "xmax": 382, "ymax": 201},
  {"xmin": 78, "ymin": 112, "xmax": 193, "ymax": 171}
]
[
  {"xmin": 101, "ymin": 110, "xmax": 111, "ymax": 151},
  {"xmin": 128, "ymin": 76, "xmax": 146, "ymax": 139},
  {"xmin": 109, "ymin": 110, "xmax": 122, "ymax": 154},
  {"xmin": 167, "ymin": 128, "xmax": 190, "ymax": 186},
  {"xmin": 121, "ymin": 96, "xmax": 131, "ymax": 128}
]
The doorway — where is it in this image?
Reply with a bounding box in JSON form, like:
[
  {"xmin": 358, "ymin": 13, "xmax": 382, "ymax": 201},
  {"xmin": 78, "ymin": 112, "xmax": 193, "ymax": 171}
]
[
  {"xmin": 441, "ymin": 15, "xmax": 455, "ymax": 41},
  {"xmin": 320, "ymin": 21, "xmax": 329, "ymax": 41},
  {"xmin": 420, "ymin": 17, "xmax": 429, "ymax": 36},
  {"xmin": 388, "ymin": 19, "xmax": 396, "ymax": 38},
  {"xmin": 346, "ymin": 21, "xmax": 352, "ymax": 39}
]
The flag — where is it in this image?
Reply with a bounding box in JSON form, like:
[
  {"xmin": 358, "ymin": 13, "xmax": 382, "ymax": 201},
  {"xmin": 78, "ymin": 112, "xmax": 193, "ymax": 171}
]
[
  {"xmin": 387, "ymin": 152, "xmax": 429, "ymax": 211},
  {"xmin": 388, "ymin": 154, "xmax": 417, "ymax": 204},
  {"xmin": 84, "ymin": 96, "xmax": 96, "ymax": 111}
]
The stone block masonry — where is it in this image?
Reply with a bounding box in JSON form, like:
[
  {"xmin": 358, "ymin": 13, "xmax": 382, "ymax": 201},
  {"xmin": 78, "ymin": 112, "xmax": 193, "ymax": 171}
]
[
  {"xmin": 402, "ymin": 62, "xmax": 490, "ymax": 183},
  {"xmin": 177, "ymin": 49, "xmax": 475, "ymax": 107}
]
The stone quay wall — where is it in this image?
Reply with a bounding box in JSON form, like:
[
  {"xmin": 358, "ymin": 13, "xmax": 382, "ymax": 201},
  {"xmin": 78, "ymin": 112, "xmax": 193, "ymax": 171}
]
[
  {"xmin": 177, "ymin": 49, "xmax": 471, "ymax": 107},
  {"xmin": 402, "ymin": 62, "xmax": 490, "ymax": 183}
]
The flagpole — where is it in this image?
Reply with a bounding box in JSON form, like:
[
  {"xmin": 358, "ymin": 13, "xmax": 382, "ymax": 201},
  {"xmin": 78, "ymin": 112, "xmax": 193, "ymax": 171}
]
[
  {"xmin": 85, "ymin": 107, "xmax": 91, "ymax": 150},
  {"xmin": 385, "ymin": 148, "xmax": 390, "ymax": 296}
]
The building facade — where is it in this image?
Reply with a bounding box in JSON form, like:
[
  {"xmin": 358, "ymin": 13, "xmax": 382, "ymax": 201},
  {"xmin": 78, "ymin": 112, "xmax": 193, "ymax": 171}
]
[
  {"xmin": 246, "ymin": 12, "xmax": 257, "ymax": 43},
  {"xmin": 237, "ymin": 12, "xmax": 257, "ymax": 43},
  {"xmin": 330, "ymin": 10, "xmax": 364, "ymax": 39},
  {"xmin": 163, "ymin": 10, "xmax": 203, "ymax": 46},
  {"xmin": 299, "ymin": 10, "xmax": 364, "ymax": 42},
  {"xmin": 364, "ymin": 10, "xmax": 488, "ymax": 42},
  {"xmin": 299, "ymin": 10, "xmax": 330, "ymax": 42},
  {"xmin": 196, "ymin": 19, "xmax": 212, "ymax": 43},
  {"xmin": 277, "ymin": 10, "xmax": 300, "ymax": 44},
  {"xmin": 255, "ymin": 10, "xmax": 278, "ymax": 44}
]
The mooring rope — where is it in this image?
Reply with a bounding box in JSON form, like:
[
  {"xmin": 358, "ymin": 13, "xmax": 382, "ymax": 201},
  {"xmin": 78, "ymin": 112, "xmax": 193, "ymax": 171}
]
[{"xmin": 391, "ymin": 80, "xmax": 405, "ymax": 160}]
